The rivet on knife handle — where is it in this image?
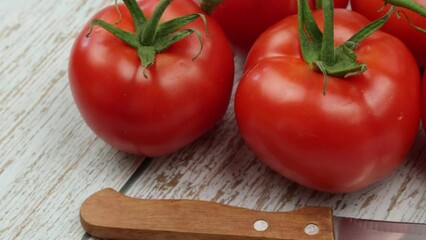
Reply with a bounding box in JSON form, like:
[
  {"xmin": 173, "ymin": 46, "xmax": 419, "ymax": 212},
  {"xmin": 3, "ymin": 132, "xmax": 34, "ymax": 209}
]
[{"xmin": 80, "ymin": 188, "xmax": 335, "ymax": 240}]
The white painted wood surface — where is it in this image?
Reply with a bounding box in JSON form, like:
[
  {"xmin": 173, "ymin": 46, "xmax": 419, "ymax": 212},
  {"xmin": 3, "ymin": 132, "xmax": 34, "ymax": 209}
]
[
  {"xmin": 1, "ymin": 1, "xmax": 426, "ymax": 240},
  {"xmin": 1, "ymin": 1, "xmax": 145, "ymax": 239}
]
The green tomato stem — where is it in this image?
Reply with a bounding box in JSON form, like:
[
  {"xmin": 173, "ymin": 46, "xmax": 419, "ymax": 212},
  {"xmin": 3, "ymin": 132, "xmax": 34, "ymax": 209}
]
[
  {"xmin": 297, "ymin": 0, "xmax": 398, "ymax": 94},
  {"xmin": 347, "ymin": 6, "xmax": 395, "ymax": 45},
  {"xmin": 141, "ymin": 0, "xmax": 172, "ymax": 45},
  {"xmin": 320, "ymin": 0, "xmax": 335, "ymax": 66},
  {"xmin": 86, "ymin": 0, "xmax": 207, "ymax": 75},
  {"xmin": 122, "ymin": 0, "xmax": 147, "ymax": 33},
  {"xmin": 384, "ymin": 0, "xmax": 426, "ymax": 18},
  {"xmin": 298, "ymin": 0, "xmax": 322, "ymax": 65}
]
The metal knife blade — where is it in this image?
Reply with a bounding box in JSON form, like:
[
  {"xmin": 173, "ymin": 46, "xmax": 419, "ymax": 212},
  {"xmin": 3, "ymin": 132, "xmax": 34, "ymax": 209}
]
[
  {"xmin": 80, "ymin": 188, "xmax": 426, "ymax": 240},
  {"xmin": 334, "ymin": 216, "xmax": 426, "ymax": 240}
]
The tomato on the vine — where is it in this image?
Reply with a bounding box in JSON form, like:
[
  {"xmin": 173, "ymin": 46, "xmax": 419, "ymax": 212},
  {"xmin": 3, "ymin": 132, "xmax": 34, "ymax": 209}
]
[
  {"xmin": 351, "ymin": 0, "xmax": 426, "ymax": 68},
  {"xmin": 69, "ymin": 0, "xmax": 234, "ymax": 156},
  {"xmin": 235, "ymin": 7, "xmax": 421, "ymax": 193},
  {"xmin": 198, "ymin": 0, "xmax": 349, "ymax": 50}
]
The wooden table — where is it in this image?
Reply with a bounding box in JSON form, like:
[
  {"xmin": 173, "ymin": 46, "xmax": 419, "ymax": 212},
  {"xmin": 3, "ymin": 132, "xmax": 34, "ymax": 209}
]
[{"xmin": 2, "ymin": 1, "xmax": 426, "ymax": 239}]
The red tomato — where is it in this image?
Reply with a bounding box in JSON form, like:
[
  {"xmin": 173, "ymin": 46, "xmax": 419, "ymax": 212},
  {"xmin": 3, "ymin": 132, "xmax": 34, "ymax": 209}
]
[
  {"xmin": 69, "ymin": 0, "xmax": 234, "ymax": 156},
  {"xmin": 198, "ymin": 0, "xmax": 349, "ymax": 50},
  {"xmin": 351, "ymin": 0, "xmax": 426, "ymax": 68},
  {"xmin": 235, "ymin": 9, "xmax": 421, "ymax": 193}
]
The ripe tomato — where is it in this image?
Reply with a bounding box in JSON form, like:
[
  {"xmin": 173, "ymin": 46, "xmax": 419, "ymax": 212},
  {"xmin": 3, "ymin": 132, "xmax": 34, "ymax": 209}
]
[
  {"xmin": 235, "ymin": 9, "xmax": 421, "ymax": 193},
  {"xmin": 69, "ymin": 0, "xmax": 234, "ymax": 156},
  {"xmin": 351, "ymin": 0, "xmax": 426, "ymax": 68},
  {"xmin": 198, "ymin": 0, "xmax": 349, "ymax": 50}
]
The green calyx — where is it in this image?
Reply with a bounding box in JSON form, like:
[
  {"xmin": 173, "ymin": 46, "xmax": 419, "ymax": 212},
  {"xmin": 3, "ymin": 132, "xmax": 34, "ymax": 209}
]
[
  {"xmin": 298, "ymin": 0, "xmax": 396, "ymax": 95},
  {"xmin": 86, "ymin": 0, "xmax": 208, "ymax": 77}
]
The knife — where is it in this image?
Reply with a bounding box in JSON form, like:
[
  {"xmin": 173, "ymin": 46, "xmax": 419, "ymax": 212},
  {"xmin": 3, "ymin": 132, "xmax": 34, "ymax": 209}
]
[{"xmin": 80, "ymin": 188, "xmax": 426, "ymax": 240}]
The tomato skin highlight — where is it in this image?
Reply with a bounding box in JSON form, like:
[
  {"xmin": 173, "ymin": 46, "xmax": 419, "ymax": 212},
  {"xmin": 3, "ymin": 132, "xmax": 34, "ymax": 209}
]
[
  {"xmin": 351, "ymin": 0, "xmax": 426, "ymax": 68},
  {"xmin": 69, "ymin": 0, "xmax": 234, "ymax": 156},
  {"xmin": 202, "ymin": 0, "xmax": 348, "ymax": 50},
  {"xmin": 235, "ymin": 9, "xmax": 421, "ymax": 193}
]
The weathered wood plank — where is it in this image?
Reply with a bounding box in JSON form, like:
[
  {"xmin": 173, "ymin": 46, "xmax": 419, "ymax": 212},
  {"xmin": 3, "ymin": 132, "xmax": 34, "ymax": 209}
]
[
  {"xmin": 3, "ymin": 0, "xmax": 426, "ymax": 239},
  {"xmin": 0, "ymin": 1, "xmax": 144, "ymax": 239}
]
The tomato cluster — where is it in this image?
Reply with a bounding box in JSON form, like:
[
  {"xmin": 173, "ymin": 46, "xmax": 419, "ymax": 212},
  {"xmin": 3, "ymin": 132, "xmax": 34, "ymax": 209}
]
[{"xmin": 69, "ymin": 0, "xmax": 425, "ymax": 193}]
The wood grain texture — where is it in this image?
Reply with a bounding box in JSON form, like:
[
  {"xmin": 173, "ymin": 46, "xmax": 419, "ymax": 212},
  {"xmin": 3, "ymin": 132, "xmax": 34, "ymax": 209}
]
[
  {"xmin": 0, "ymin": 1, "xmax": 144, "ymax": 239},
  {"xmin": 81, "ymin": 188, "xmax": 334, "ymax": 240},
  {"xmin": 2, "ymin": 0, "xmax": 426, "ymax": 240}
]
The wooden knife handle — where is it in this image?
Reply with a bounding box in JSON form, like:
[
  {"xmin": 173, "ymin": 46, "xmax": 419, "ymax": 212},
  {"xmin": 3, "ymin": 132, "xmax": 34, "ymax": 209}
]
[{"xmin": 80, "ymin": 188, "xmax": 334, "ymax": 240}]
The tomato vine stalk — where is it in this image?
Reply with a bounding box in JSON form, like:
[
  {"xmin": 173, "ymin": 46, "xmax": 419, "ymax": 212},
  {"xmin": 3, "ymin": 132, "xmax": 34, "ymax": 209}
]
[{"xmin": 384, "ymin": 0, "xmax": 426, "ymax": 17}]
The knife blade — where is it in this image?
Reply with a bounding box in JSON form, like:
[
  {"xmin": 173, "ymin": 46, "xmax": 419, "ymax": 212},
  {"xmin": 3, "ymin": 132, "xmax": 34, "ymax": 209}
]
[
  {"xmin": 334, "ymin": 216, "xmax": 426, "ymax": 240},
  {"xmin": 80, "ymin": 188, "xmax": 426, "ymax": 240}
]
